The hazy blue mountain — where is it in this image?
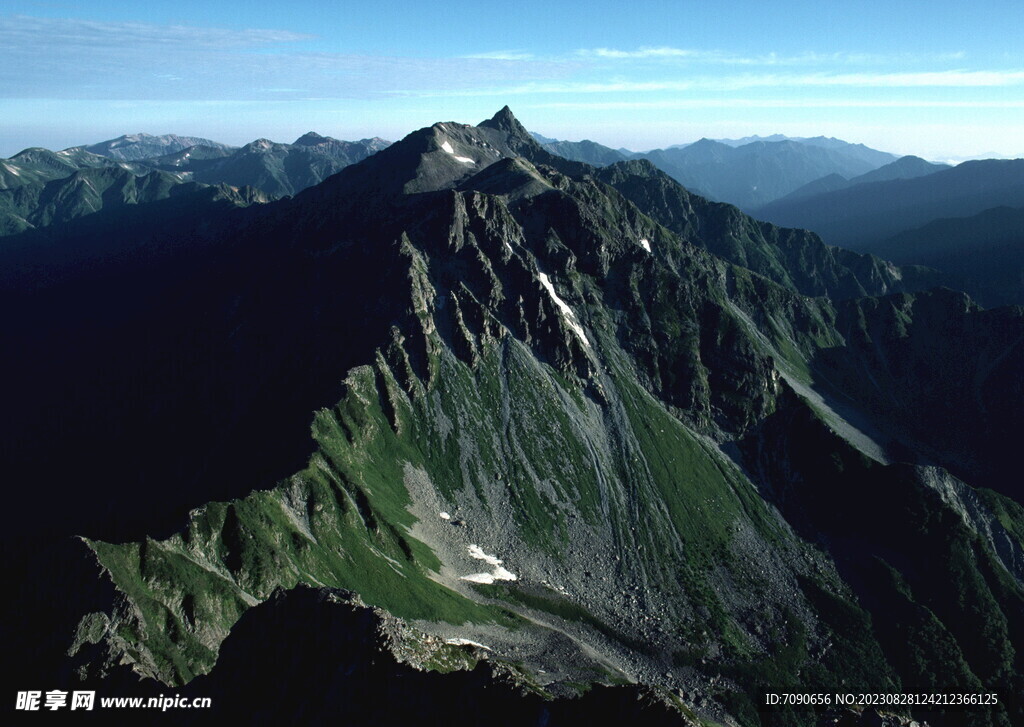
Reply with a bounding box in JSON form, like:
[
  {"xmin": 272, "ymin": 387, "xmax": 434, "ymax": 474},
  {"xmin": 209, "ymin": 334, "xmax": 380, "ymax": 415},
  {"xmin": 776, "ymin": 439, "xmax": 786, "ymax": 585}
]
[
  {"xmin": 671, "ymin": 134, "xmax": 898, "ymax": 167},
  {"xmin": 756, "ymin": 158, "xmax": 1024, "ymax": 248},
  {"xmin": 778, "ymin": 172, "xmax": 851, "ymax": 201},
  {"xmin": 539, "ymin": 138, "xmax": 629, "ymax": 166},
  {"xmin": 633, "ymin": 137, "xmax": 898, "ymax": 210},
  {"xmin": 4, "ymin": 107, "xmax": 1021, "ymax": 727},
  {"xmin": 774, "ymin": 155, "xmax": 949, "ymax": 204},
  {"xmin": 147, "ymin": 143, "xmax": 237, "ymax": 168},
  {"xmin": 792, "ymin": 135, "xmax": 900, "ymax": 166},
  {"xmin": 534, "ymin": 134, "xmax": 900, "ymax": 209},
  {"xmin": 863, "ymin": 205, "xmax": 1024, "ymax": 307},
  {"xmin": 848, "ymin": 154, "xmax": 949, "ymax": 185}
]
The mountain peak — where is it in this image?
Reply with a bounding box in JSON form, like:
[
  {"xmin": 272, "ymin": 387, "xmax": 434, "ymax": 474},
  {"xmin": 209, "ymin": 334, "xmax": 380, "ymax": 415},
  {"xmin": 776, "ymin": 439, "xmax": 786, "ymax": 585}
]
[
  {"xmin": 479, "ymin": 106, "xmax": 531, "ymax": 141},
  {"xmin": 293, "ymin": 132, "xmax": 329, "ymax": 146},
  {"xmin": 242, "ymin": 139, "xmax": 278, "ymax": 152}
]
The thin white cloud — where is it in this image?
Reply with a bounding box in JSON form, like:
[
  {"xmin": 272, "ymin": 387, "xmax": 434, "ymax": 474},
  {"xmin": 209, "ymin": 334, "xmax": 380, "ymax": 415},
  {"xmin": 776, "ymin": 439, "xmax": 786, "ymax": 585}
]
[
  {"xmin": 0, "ymin": 15, "xmax": 576, "ymax": 101},
  {"xmin": 764, "ymin": 70, "xmax": 1024, "ymax": 88},
  {"xmin": 463, "ymin": 50, "xmax": 535, "ymax": 61},
  {"xmin": 0, "ymin": 14, "xmax": 312, "ymax": 49},
  {"xmin": 576, "ymin": 46, "xmax": 976, "ymax": 67},
  {"xmin": 402, "ymin": 68, "xmax": 1024, "ymax": 97},
  {"xmin": 526, "ymin": 98, "xmax": 1024, "ymax": 110},
  {"xmin": 580, "ymin": 47, "xmax": 706, "ymax": 59}
]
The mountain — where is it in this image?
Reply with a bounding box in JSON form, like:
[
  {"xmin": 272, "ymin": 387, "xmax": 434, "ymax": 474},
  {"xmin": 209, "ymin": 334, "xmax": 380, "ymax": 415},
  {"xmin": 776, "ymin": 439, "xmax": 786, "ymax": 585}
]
[
  {"xmin": 862, "ymin": 205, "xmax": 1024, "ymax": 307},
  {"xmin": 756, "ymin": 159, "xmax": 1024, "ymax": 248},
  {"xmin": 592, "ymin": 159, "xmax": 940, "ymax": 301},
  {"xmin": 531, "ymin": 134, "xmax": 901, "ymax": 210},
  {"xmin": 773, "ymin": 156, "xmax": 949, "ymax": 204},
  {"xmin": 847, "ymin": 154, "xmax": 949, "ymax": 185},
  {"xmin": 146, "ymin": 134, "xmax": 391, "ymax": 197},
  {"xmin": 788, "ymin": 136, "xmax": 900, "ymax": 166},
  {"xmin": 539, "ymin": 138, "xmax": 630, "ymax": 166},
  {"xmin": 632, "ymin": 138, "xmax": 898, "ymax": 210},
  {"xmin": 0, "ymin": 166, "xmax": 250, "ymax": 236},
  {"xmin": 147, "ymin": 143, "xmax": 238, "ymax": 168},
  {"xmin": 777, "ymin": 172, "xmax": 851, "ymax": 201},
  {"xmin": 76, "ymin": 132, "xmax": 236, "ymax": 161},
  {"xmin": 0, "ymin": 146, "xmax": 274, "ymax": 236},
  {"xmin": 292, "ymin": 131, "xmax": 390, "ymax": 158},
  {"xmin": 727, "ymin": 135, "xmax": 896, "ymax": 167},
  {"xmin": 0, "ymin": 146, "xmax": 131, "ymax": 189},
  {"xmin": 672, "ymin": 135, "xmax": 897, "ymax": 166},
  {"xmin": 670, "ymin": 135, "xmax": 793, "ymax": 149},
  {"xmin": 4, "ymin": 107, "xmax": 1022, "ymax": 727},
  {"xmin": 1, "ymin": 132, "xmax": 392, "ymax": 223}
]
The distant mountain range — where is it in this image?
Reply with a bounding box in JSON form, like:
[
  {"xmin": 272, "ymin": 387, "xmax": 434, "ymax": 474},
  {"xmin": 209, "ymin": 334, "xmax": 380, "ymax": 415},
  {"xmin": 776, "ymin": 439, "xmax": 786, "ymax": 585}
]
[
  {"xmin": 683, "ymin": 133, "xmax": 898, "ymax": 162},
  {"xmin": 7, "ymin": 126, "xmax": 1020, "ymax": 311},
  {"xmin": 7, "ymin": 127, "xmax": 1019, "ymax": 311},
  {"xmin": 145, "ymin": 134, "xmax": 390, "ymax": 198},
  {"xmin": 0, "ymin": 132, "xmax": 391, "ymax": 231},
  {"xmin": 752, "ymin": 159, "xmax": 1024, "ymax": 307},
  {"xmin": 862, "ymin": 205, "xmax": 1024, "ymax": 308},
  {"xmin": 0, "ymin": 146, "xmax": 138, "ymax": 189},
  {"xmin": 0, "ymin": 167, "xmax": 245, "ymax": 236},
  {"xmin": 756, "ymin": 159, "xmax": 1024, "ymax": 246},
  {"xmin": 778, "ymin": 155, "xmax": 950, "ymax": 202},
  {"xmin": 532, "ymin": 133, "xmax": 909, "ymax": 211},
  {"xmin": 73, "ymin": 133, "xmax": 236, "ymax": 161},
  {"xmin": 524, "ymin": 131, "xmax": 1023, "ymax": 308}
]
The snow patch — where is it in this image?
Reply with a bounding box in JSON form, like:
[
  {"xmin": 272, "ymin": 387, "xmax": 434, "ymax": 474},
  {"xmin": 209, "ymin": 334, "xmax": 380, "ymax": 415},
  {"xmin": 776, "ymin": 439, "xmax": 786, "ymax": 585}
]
[
  {"xmin": 639, "ymin": 238, "xmax": 651, "ymax": 253},
  {"xmin": 468, "ymin": 544, "xmax": 503, "ymax": 566},
  {"xmin": 445, "ymin": 638, "xmax": 491, "ymax": 650},
  {"xmin": 461, "ymin": 544, "xmax": 517, "ymax": 583},
  {"xmin": 491, "ymin": 565, "xmax": 517, "ymax": 581},
  {"xmin": 461, "ymin": 572, "xmax": 499, "ymax": 584},
  {"xmin": 537, "ymin": 272, "xmax": 591, "ymax": 348},
  {"xmin": 440, "ymin": 139, "xmax": 475, "ymax": 164},
  {"xmin": 504, "ymin": 241, "xmax": 513, "ymax": 253},
  {"xmin": 3, "ymin": 163, "xmax": 20, "ymax": 177}
]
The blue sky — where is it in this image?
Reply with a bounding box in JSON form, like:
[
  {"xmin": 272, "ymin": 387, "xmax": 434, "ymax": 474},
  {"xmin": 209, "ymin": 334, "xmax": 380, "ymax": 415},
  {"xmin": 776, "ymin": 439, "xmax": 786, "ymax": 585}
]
[{"xmin": 1, "ymin": 1, "xmax": 1022, "ymax": 159}]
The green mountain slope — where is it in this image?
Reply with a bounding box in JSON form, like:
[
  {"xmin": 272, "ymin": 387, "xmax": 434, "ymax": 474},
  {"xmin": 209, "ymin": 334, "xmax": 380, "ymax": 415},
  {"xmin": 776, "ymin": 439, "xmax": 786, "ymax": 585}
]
[
  {"xmin": 0, "ymin": 166, "xmax": 239, "ymax": 235},
  {"xmin": 0, "ymin": 146, "xmax": 129, "ymax": 189}
]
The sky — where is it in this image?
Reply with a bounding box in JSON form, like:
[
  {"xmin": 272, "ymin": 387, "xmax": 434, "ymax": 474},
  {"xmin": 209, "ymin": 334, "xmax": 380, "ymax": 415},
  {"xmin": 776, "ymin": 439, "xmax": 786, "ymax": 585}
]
[{"xmin": 1, "ymin": 0, "xmax": 1022, "ymax": 160}]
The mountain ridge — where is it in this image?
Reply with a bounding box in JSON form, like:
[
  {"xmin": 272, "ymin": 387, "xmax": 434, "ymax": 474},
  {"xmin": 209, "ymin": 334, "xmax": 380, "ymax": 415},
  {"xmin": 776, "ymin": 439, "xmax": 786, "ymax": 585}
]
[{"xmin": 756, "ymin": 158, "xmax": 1024, "ymax": 247}]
